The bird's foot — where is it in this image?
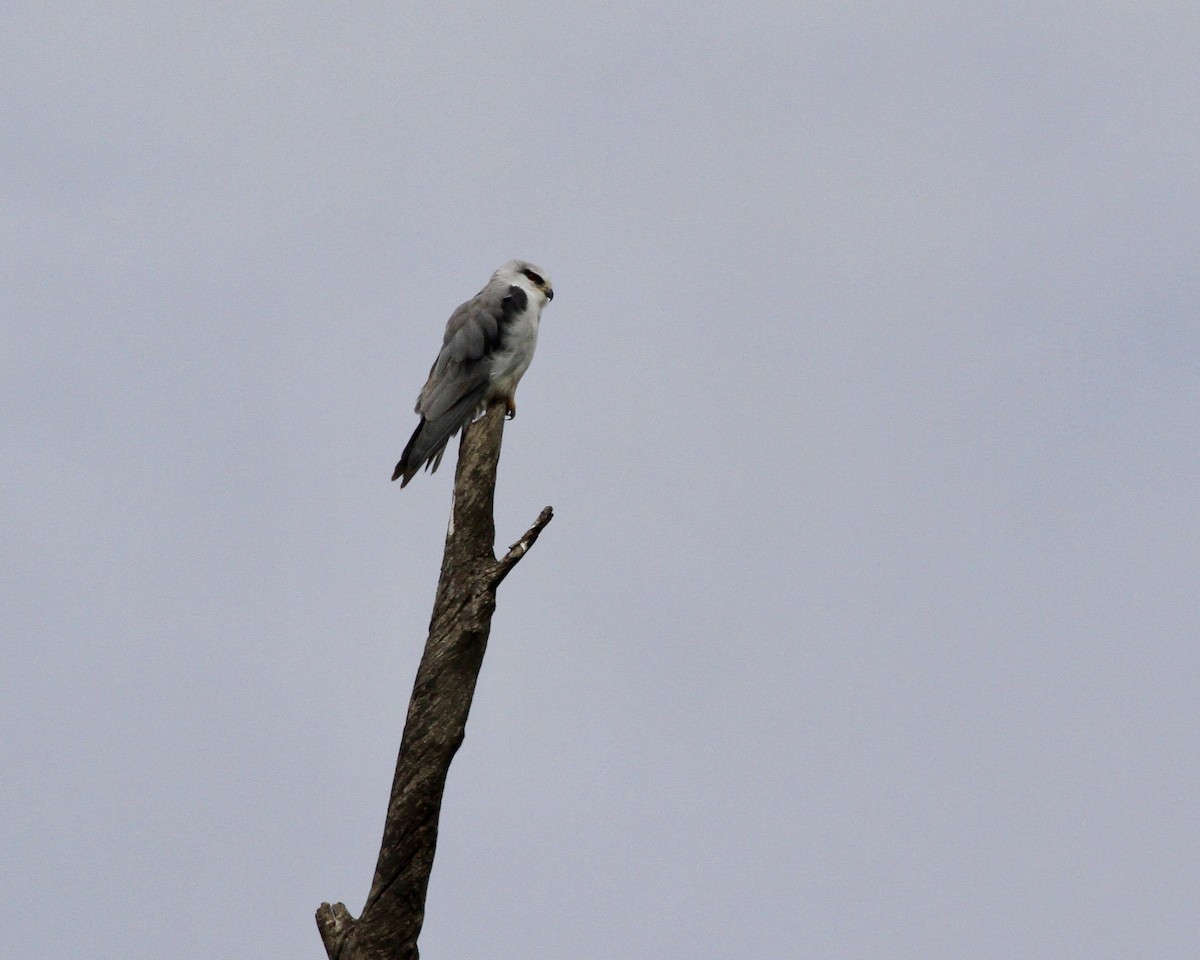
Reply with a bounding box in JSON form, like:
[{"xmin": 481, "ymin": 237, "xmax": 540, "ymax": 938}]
[{"xmin": 505, "ymin": 398, "xmax": 517, "ymax": 420}]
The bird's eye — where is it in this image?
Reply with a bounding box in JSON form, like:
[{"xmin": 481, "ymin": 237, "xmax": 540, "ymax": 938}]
[{"xmin": 522, "ymin": 269, "xmax": 544, "ymax": 287}]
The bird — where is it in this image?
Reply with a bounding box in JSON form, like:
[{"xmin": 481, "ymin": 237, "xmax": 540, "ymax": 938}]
[{"xmin": 392, "ymin": 259, "xmax": 554, "ymax": 486}]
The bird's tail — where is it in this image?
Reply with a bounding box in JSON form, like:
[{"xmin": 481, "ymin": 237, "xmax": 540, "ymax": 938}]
[
  {"xmin": 392, "ymin": 411, "xmax": 466, "ymax": 485},
  {"xmin": 393, "ymin": 419, "xmax": 435, "ymax": 485},
  {"xmin": 393, "ymin": 387, "xmax": 490, "ymax": 486}
]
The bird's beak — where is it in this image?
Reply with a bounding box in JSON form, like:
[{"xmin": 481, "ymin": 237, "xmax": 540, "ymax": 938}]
[{"xmin": 544, "ymin": 286, "xmax": 554, "ymax": 301}]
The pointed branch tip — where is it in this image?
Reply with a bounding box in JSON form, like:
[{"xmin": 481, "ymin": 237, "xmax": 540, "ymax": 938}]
[
  {"xmin": 494, "ymin": 505, "xmax": 554, "ymax": 584},
  {"xmin": 315, "ymin": 901, "xmax": 355, "ymax": 959}
]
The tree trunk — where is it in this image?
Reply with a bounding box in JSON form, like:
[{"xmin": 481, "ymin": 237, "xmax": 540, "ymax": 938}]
[{"xmin": 316, "ymin": 403, "xmax": 553, "ymax": 960}]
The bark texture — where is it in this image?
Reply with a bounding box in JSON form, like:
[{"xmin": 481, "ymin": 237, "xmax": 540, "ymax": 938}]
[{"xmin": 316, "ymin": 403, "xmax": 553, "ymax": 960}]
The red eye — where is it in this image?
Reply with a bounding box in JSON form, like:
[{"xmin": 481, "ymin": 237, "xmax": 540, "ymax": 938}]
[{"xmin": 523, "ymin": 270, "xmax": 544, "ymax": 286}]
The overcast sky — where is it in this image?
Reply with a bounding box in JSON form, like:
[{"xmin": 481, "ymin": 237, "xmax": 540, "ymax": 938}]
[{"xmin": 4, "ymin": 3, "xmax": 1198, "ymax": 958}]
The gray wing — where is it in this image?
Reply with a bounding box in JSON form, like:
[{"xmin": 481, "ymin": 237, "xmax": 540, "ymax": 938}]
[{"xmin": 392, "ymin": 283, "xmax": 528, "ymax": 485}]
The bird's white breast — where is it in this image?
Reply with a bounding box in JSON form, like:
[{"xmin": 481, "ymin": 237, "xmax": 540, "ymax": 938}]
[{"xmin": 486, "ymin": 277, "xmax": 544, "ymax": 399}]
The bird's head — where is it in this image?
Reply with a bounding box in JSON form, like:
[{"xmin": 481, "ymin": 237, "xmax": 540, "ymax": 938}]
[{"xmin": 497, "ymin": 259, "xmax": 554, "ymax": 304}]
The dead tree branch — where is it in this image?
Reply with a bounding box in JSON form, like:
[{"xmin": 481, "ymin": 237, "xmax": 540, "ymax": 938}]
[{"xmin": 316, "ymin": 403, "xmax": 553, "ymax": 960}]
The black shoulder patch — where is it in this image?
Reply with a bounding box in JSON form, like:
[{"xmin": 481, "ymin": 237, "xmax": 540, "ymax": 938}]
[
  {"xmin": 475, "ymin": 286, "xmax": 526, "ymax": 356},
  {"xmin": 501, "ymin": 285, "xmax": 527, "ymax": 325}
]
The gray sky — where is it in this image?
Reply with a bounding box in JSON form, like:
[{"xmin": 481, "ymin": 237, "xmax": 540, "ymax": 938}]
[{"xmin": 4, "ymin": 2, "xmax": 1198, "ymax": 958}]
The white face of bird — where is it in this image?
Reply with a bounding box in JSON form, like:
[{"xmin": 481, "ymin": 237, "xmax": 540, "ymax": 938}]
[{"xmin": 499, "ymin": 260, "xmax": 554, "ymax": 305}]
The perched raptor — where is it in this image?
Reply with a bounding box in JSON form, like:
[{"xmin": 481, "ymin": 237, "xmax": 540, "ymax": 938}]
[{"xmin": 392, "ymin": 259, "xmax": 554, "ymax": 486}]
